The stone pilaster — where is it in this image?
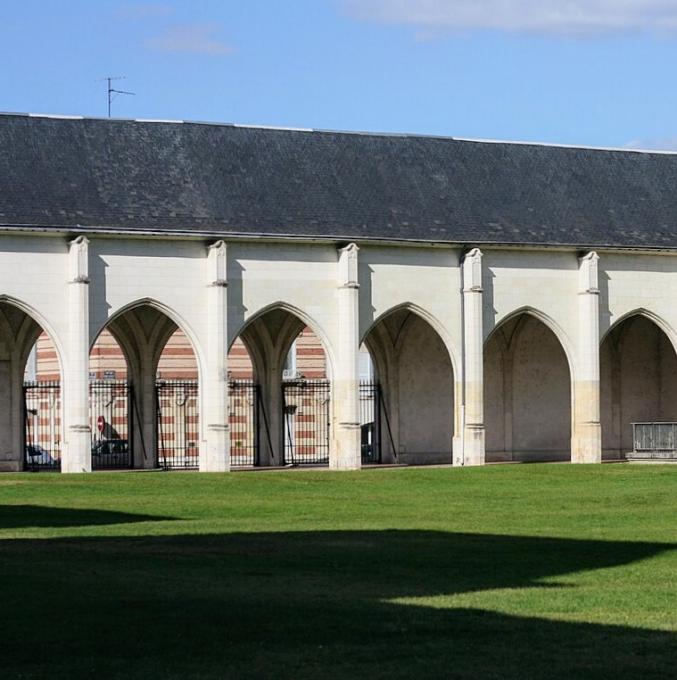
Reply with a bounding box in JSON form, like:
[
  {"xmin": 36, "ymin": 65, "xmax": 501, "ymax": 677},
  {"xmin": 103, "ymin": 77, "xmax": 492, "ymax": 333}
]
[
  {"xmin": 332, "ymin": 243, "xmax": 361, "ymax": 469},
  {"xmin": 460, "ymin": 248, "xmax": 485, "ymax": 466},
  {"xmin": 572, "ymin": 251, "xmax": 602, "ymax": 463},
  {"xmin": 62, "ymin": 236, "xmax": 91, "ymax": 473},
  {"xmin": 201, "ymin": 240, "xmax": 230, "ymax": 472}
]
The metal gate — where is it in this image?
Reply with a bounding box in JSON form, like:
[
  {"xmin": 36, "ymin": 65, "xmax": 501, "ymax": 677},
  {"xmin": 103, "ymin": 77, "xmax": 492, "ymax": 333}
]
[
  {"xmin": 359, "ymin": 381, "xmax": 397, "ymax": 465},
  {"xmin": 90, "ymin": 380, "xmax": 132, "ymax": 469},
  {"xmin": 630, "ymin": 422, "xmax": 677, "ymax": 460},
  {"xmin": 282, "ymin": 379, "xmax": 330, "ymax": 465},
  {"xmin": 24, "ymin": 381, "xmax": 62, "ymax": 470},
  {"xmin": 156, "ymin": 380, "xmax": 199, "ymax": 469},
  {"xmin": 228, "ymin": 380, "xmax": 259, "ymax": 467},
  {"xmin": 359, "ymin": 380, "xmax": 380, "ymax": 464}
]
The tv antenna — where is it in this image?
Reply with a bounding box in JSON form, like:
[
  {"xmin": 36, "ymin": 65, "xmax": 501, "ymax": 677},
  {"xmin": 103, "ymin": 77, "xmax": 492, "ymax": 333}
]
[{"xmin": 99, "ymin": 76, "xmax": 135, "ymax": 117}]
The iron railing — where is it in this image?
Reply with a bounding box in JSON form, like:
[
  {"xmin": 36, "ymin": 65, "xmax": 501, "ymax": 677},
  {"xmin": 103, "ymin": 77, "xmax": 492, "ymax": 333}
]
[
  {"xmin": 359, "ymin": 381, "xmax": 397, "ymax": 464},
  {"xmin": 359, "ymin": 380, "xmax": 380, "ymax": 464},
  {"xmin": 24, "ymin": 381, "xmax": 61, "ymax": 470},
  {"xmin": 229, "ymin": 380, "xmax": 258, "ymax": 467},
  {"xmin": 282, "ymin": 379, "xmax": 330, "ymax": 465},
  {"xmin": 156, "ymin": 380, "xmax": 199, "ymax": 469},
  {"xmin": 631, "ymin": 422, "xmax": 677, "ymax": 457},
  {"xmin": 90, "ymin": 380, "xmax": 132, "ymax": 469}
]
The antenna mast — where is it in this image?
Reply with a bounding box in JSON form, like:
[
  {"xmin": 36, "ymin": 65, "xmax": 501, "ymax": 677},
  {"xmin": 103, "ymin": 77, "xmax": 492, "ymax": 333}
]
[{"xmin": 100, "ymin": 76, "xmax": 135, "ymax": 117}]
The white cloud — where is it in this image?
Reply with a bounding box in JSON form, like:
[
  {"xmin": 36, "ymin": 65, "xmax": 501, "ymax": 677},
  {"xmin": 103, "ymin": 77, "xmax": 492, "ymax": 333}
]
[
  {"xmin": 343, "ymin": 1, "xmax": 677, "ymax": 37},
  {"xmin": 145, "ymin": 24, "xmax": 235, "ymax": 55}
]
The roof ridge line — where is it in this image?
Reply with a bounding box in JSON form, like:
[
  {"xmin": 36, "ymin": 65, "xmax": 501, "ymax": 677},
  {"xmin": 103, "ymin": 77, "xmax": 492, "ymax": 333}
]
[{"xmin": 1, "ymin": 110, "xmax": 675, "ymax": 155}]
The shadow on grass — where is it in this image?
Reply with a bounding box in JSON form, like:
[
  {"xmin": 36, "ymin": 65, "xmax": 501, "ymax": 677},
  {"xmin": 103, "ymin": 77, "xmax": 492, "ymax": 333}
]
[
  {"xmin": 0, "ymin": 530, "xmax": 674, "ymax": 679},
  {"xmin": 0, "ymin": 504, "xmax": 172, "ymax": 529}
]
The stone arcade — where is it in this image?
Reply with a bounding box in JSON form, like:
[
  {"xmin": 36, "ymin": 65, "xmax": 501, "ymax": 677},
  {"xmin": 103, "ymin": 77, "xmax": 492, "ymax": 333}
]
[{"xmin": 2, "ymin": 112, "xmax": 677, "ymax": 472}]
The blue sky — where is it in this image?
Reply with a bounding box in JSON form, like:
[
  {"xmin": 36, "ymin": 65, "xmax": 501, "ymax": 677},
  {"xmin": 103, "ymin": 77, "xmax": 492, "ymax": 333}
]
[{"xmin": 3, "ymin": 1, "xmax": 677, "ymax": 149}]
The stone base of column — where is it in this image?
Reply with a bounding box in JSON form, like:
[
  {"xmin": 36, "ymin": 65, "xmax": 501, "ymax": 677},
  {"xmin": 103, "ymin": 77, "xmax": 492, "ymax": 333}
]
[
  {"xmin": 200, "ymin": 424, "xmax": 230, "ymax": 472},
  {"xmin": 452, "ymin": 435, "xmax": 463, "ymax": 466},
  {"xmin": 571, "ymin": 422, "xmax": 602, "ymax": 464},
  {"xmin": 331, "ymin": 423, "xmax": 361, "ymax": 470},
  {"xmin": 62, "ymin": 425, "xmax": 92, "ymax": 473},
  {"xmin": 459, "ymin": 424, "xmax": 485, "ymax": 467}
]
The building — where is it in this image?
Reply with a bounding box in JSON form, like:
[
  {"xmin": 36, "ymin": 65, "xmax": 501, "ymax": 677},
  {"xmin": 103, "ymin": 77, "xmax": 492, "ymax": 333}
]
[{"xmin": 4, "ymin": 112, "xmax": 677, "ymax": 472}]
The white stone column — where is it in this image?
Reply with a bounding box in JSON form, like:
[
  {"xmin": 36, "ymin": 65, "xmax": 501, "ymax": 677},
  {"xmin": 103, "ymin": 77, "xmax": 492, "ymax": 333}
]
[
  {"xmin": 460, "ymin": 248, "xmax": 485, "ymax": 466},
  {"xmin": 572, "ymin": 251, "xmax": 602, "ymax": 463},
  {"xmin": 332, "ymin": 243, "xmax": 361, "ymax": 470},
  {"xmin": 201, "ymin": 240, "xmax": 230, "ymax": 472},
  {"xmin": 62, "ymin": 236, "xmax": 91, "ymax": 473}
]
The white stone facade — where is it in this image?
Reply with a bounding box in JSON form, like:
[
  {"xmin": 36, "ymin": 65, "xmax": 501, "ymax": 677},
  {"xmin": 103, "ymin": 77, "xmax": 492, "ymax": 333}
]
[{"xmin": 3, "ymin": 230, "xmax": 677, "ymax": 472}]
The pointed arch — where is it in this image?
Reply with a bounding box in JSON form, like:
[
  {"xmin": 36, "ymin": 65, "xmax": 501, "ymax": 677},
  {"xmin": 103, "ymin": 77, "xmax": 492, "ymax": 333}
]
[
  {"xmin": 0, "ymin": 295, "xmax": 66, "ymax": 471},
  {"xmin": 91, "ymin": 297, "xmax": 205, "ymax": 380},
  {"xmin": 600, "ymin": 310, "xmax": 677, "ymax": 459},
  {"xmin": 602, "ymin": 308, "xmax": 677, "ymax": 356},
  {"xmin": 361, "ymin": 302, "xmax": 460, "ymax": 381},
  {"xmin": 362, "ymin": 302, "xmax": 456, "ymax": 465},
  {"xmin": 232, "ymin": 301, "xmax": 336, "ymax": 381},
  {"xmin": 0, "ymin": 294, "xmax": 66, "ymax": 380},
  {"xmin": 486, "ymin": 306, "xmax": 577, "ymax": 381},
  {"xmin": 89, "ymin": 298, "xmax": 204, "ymax": 470},
  {"xmin": 484, "ymin": 307, "xmax": 572, "ymax": 462},
  {"xmin": 228, "ymin": 301, "xmax": 334, "ymax": 467}
]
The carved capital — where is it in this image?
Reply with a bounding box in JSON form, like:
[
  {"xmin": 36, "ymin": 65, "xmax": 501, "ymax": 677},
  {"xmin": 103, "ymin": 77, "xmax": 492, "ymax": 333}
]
[
  {"xmin": 578, "ymin": 251, "xmax": 599, "ymax": 294},
  {"xmin": 462, "ymin": 247, "xmax": 483, "ymax": 293},
  {"xmin": 68, "ymin": 236, "xmax": 89, "ymax": 284},
  {"xmin": 337, "ymin": 242, "xmax": 359, "ymax": 289},
  {"xmin": 207, "ymin": 240, "xmax": 227, "ymax": 287}
]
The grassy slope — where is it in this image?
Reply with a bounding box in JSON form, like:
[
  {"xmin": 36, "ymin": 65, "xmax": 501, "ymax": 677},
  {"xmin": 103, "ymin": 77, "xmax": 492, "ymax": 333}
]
[{"xmin": 0, "ymin": 465, "xmax": 675, "ymax": 679}]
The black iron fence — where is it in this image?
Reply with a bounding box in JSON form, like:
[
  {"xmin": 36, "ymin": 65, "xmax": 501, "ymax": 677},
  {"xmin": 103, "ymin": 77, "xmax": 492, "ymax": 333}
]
[
  {"xmin": 156, "ymin": 380, "xmax": 199, "ymax": 469},
  {"xmin": 282, "ymin": 379, "xmax": 330, "ymax": 465},
  {"xmin": 228, "ymin": 380, "xmax": 258, "ymax": 467},
  {"xmin": 24, "ymin": 381, "xmax": 62, "ymax": 470},
  {"xmin": 359, "ymin": 381, "xmax": 380, "ymax": 464},
  {"xmin": 90, "ymin": 380, "xmax": 132, "ymax": 469},
  {"xmin": 359, "ymin": 381, "xmax": 397, "ymax": 465},
  {"xmin": 22, "ymin": 379, "xmax": 398, "ymax": 470}
]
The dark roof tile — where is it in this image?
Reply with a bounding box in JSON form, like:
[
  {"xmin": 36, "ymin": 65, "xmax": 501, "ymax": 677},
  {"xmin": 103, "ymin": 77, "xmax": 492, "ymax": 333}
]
[{"xmin": 1, "ymin": 114, "xmax": 677, "ymax": 248}]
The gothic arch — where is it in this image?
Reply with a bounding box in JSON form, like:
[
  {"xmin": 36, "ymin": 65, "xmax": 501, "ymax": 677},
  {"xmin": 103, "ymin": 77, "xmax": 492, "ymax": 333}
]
[
  {"xmin": 92, "ymin": 297, "xmax": 205, "ymax": 383},
  {"xmin": 486, "ymin": 306, "xmax": 577, "ymax": 380},
  {"xmin": 361, "ymin": 302, "xmax": 460, "ymax": 381},
  {"xmin": 0, "ymin": 294, "xmax": 66, "ymax": 379},
  {"xmin": 600, "ymin": 311, "xmax": 677, "ymax": 459},
  {"xmin": 362, "ymin": 303, "xmax": 456, "ymax": 465},
  {"xmin": 601, "ymin": 308, "xmax": 677, "ymax": 355},
  {"xmin": 233, "ymin": 301, "xmax": 336, "ymax": 382},
  {"xmin": 484, "ymin": 308, "xmax": 572, "ymax": 462},
  {"xmin": 0, "ymin": 295, "xmax": 66, "ymax": 471}
]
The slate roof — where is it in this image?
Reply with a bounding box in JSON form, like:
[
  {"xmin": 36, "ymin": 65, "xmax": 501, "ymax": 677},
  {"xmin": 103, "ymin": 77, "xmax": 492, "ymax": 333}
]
[{"xmin": 2, "ymin": 112, "xmax": 677, "ymax": 249}]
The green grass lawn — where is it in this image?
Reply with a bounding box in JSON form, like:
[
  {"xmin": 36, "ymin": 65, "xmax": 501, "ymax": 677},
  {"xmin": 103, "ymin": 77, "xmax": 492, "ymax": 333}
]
[{"xmin": 0, "ymin": 465, "xmax": 675, "ymax": 679}]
